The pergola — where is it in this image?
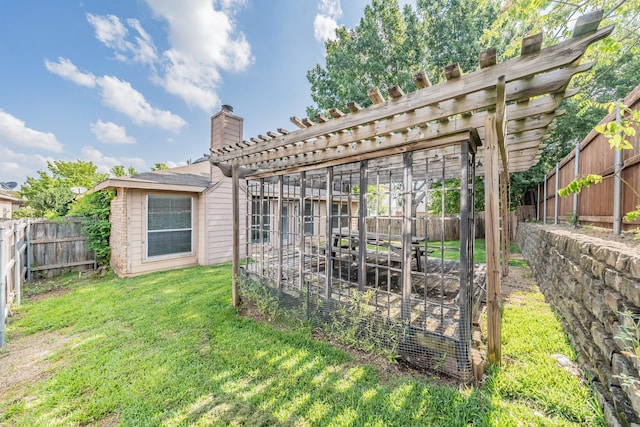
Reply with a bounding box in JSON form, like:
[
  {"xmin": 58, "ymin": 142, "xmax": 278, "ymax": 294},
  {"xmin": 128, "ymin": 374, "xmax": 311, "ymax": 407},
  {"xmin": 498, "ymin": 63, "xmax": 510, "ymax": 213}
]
[{"xmin": 211, "ymin": 12, "xmax": 612, "ymax": 377}]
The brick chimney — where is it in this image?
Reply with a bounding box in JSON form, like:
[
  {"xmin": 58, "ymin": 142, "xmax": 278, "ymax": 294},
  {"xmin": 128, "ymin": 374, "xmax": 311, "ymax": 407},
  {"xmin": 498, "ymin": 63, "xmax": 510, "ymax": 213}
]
[
  {"xmin": 210, "ymin": 104, "xmax": 243, "ymax": 180},
  {"xmin": 211, "ymin": 104, "xmax": 243, "ymax": 152}
]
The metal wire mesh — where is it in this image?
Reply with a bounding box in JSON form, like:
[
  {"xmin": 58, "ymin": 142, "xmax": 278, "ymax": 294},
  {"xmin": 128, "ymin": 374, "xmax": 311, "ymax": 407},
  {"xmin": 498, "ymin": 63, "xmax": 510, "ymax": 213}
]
[{"xmin": 241, "ymin": 142, "xmax": 485, "ymax": 381}]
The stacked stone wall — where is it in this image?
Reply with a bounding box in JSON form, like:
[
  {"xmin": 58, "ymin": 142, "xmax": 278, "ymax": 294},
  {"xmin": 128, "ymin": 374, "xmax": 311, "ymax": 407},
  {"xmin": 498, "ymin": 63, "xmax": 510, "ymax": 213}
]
[{"xmin": 518, "ymin": 223, "xmax": 640, "ymax": 426}]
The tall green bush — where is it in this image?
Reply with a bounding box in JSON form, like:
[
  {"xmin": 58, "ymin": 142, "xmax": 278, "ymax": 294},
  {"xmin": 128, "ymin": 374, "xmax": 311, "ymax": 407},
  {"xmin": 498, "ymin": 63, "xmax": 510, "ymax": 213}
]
[{"xmin": 69, "ymin": 190, "xmax": 115, "ymax": 266}]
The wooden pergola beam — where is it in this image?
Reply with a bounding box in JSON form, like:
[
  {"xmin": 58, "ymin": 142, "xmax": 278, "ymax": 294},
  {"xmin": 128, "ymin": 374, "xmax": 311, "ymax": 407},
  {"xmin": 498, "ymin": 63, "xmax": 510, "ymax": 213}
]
[
  {"xmin": 227, "ymin": 92, "xmax": 570, "ymax": 173},
  {"xmin": 214, "ymin": 61, "xmax": 592, "ymax": 165},
  {"xmin": 212, "ymin": 25, "xmax": 611, "ymax": 163}
]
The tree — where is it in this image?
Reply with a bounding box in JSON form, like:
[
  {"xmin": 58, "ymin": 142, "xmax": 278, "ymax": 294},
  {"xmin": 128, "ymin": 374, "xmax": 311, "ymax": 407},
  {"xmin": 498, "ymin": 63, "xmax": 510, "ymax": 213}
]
[
  {"xmin": 18, "ymin": 160, "xmax": 108, "ymax": 218},
  {"xmin": 151, "ymin": 163, "xmax": 168, "ymax": 171},
  {"xmin": 417, "ymin": 0, "xmax": 501, "ymax": 78},
  {"xmin": 110, "ymin": 165, "xmax": 137, "ymax": 177},
  {"xmin": 484, "ymin": 0, "xmax": 640, "ymax": 66},
  {"xmin": 306, "ymin": 0, "xmax": 500, "ymax": 117}
]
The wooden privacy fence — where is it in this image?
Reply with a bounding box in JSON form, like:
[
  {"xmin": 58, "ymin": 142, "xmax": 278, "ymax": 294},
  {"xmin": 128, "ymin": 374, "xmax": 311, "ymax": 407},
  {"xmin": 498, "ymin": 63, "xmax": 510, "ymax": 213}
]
[
  {"xmin": 538, "ymin": 85, "xmax": 640, "ymax": 231},
  {"xmin": 0, "ymin": 218, "xmax": 96, "ymax": 347},
  {"xmin": 365, "ymin": 213, "xmax": 517, "ymax": 242},
  {"xmin": 27, "ymin": 218, "xmax": 96, "ymax": 280}
]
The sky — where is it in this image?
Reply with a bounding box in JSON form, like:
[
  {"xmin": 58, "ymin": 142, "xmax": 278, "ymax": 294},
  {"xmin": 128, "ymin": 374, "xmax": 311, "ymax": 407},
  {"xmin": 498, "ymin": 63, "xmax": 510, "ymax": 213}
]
[{"xmin": 0, "ymin": 0, "xmax": 396, "ymax": 189}]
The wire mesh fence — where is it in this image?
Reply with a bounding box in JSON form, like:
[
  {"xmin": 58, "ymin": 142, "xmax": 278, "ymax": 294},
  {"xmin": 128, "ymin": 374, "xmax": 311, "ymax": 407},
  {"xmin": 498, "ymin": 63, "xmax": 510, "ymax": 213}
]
[{"xmin": 240, "ymin": 142, "xmax": 485, "ymax": 381}]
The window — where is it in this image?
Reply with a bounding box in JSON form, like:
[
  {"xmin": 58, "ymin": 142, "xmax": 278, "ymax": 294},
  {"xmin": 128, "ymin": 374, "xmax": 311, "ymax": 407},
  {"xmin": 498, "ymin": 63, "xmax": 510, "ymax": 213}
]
[
  {"xmin": 251, "ymin": 199, "xmax": 270, "ymax": 243},
  {"xmin": 304, "ymin": 201, "xmax": 314, "ymax": 235},
  {"xmin": 332, "ymin": 202, "xmax": 349, "ymax": 229},
  {"xmin": 147, "ymin": 195, "xmax": 192, "ymax": 257}
]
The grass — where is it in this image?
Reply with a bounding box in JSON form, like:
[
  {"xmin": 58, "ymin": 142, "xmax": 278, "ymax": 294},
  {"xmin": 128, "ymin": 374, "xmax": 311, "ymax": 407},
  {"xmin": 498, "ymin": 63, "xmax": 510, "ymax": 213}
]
[
  {"xmin": 427, "ymin": 239, "xmax": 529, "ymax": 268},
  {"xmin": 1, "ymin": 263, "xmax": 602, "ymax": 426}
]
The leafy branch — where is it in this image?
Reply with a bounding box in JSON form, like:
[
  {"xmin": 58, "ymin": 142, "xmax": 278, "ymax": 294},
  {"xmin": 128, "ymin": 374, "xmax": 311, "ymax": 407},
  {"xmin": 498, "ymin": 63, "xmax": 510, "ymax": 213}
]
[
  {"xmin": 558, "ymin": 174, "xmax": 603, "ymax": 197},
  {"xmin": 582, "ymin": 100, "xmax": 640, "ymax": 150}
]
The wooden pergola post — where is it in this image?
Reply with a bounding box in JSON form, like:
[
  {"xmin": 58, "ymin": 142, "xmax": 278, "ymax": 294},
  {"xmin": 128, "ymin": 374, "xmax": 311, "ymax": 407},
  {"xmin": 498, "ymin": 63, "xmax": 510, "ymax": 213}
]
[
  {"xmin": 495, "ymin": 75, "xmax": 510, "ymax": 279},
  {"xmin": 485, "ymin": 113, "xmax": 501, "ymax": 365},
  {"xmin": 231, "ymin": 164, "xmax": 240, "ymax": 307}
]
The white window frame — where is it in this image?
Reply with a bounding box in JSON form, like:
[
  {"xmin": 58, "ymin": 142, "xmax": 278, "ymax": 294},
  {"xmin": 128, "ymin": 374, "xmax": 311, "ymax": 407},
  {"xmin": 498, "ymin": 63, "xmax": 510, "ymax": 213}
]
[{"xmin": 146, "ymin": 194, "xmax": 194, "ymax": 259}]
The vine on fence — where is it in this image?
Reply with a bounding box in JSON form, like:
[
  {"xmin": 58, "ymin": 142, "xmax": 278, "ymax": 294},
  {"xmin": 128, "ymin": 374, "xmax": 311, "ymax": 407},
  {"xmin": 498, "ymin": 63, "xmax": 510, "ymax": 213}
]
[{"xmin": 69, "ymin": 189, "xmax": 115, "ymax": 266}]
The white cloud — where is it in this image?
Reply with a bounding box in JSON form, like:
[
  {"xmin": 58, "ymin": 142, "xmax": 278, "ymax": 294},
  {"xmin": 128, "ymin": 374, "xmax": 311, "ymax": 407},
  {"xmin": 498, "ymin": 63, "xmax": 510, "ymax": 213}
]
[
  {"xmin": 126, "ymin": 18, "xmax": 158, "ymax": 64},
  {"xmin": 90, "ymin": 119, "xmax": 136, "ymax": 144},
  {"xmin": 45, "ymin": 58, "xmax": 187, "ymax": 133},
  {"xmin": 0, "ymin": 145, "xmax": 53, "ymax": 186},
  {"xmin": 81, "ymin": 146, "xmax": 147, "ymax": 174},
  {"xmin": 314, "ymin": 0, "xmax": 342, "ymax": 42},
  {"xmin": 44, "ymin": 57, "xmax": 97, "ymax": 87},
  {"xmin": 87, "ymin": 14, "xmax": 158, "ymax": 65},
  {"xmin": 98, "ymin": 75, "xmax": 186, "ymax": 132},
  {"xmin": 89, "ymin": 1, "xmax": 253, "ymax": 111},
  {"xmin": 165, "ymin": 160, "xmax": 187, "ymax": 168},
  {"xmin": 0, "ymin": 109, "xmax": 64, "ymax": 152}
]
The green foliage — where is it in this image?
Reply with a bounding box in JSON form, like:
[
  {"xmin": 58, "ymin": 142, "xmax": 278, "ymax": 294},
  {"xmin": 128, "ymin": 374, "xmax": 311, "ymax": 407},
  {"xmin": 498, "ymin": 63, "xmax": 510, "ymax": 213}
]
[
  {"xmin": 110, "ymin": 165, "xmax": 137, "ymax": 177},
  {"xmin": 18, "ymin": 160, "xmax": 108, "ymax": 218},
  {"xmin": 588, "ymin": 101, "xmax": 640, "ymax": 150},
  {"xmin": 429, "ymin": 178, "xmax": 461, "ymax": 214},
  {"xmin": 306, "ymin": 0, "xmax": 499, "ymax": 116},
  {"xmin": 558, "ymin": 174, "xmax": 603, "ymax": 197},
  {"xmin": 353, "ymin": 184, "xmax": 390, "ymax": 215},
  {"xmin": 11, "ymin": 206, "xmax": 37, "ymax": 219},
  {"xmin": 68, "ymin": 190, "xmax": 115, "ymax": 266},
  {"xmin": 484, "ymin": 0, "xmax": 640, "ymax": 67},
  {"xmin": 326, "ymin": 289, "xmax": 409, "ymax": 363},
  {"xmin": 150, "ymin": 162, "xmax": 168, "ymax": 171},
  {"xmin": 615, "ymin": 311, "xmax": 640, "ymax": 361}
]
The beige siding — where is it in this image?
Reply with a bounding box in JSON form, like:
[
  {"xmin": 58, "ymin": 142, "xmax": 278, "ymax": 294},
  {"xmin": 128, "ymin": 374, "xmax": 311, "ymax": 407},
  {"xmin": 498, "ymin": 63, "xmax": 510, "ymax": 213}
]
[
  {"xmin": 109, "ymin": 167, "xmax": 250, "ymax": 276},
  {"xmin": 204, "ymin": 178, "xmax": 247, "ymax": 264},
  {"xmin": 109, "ymin": 188, "xmax": 128, "ymax": 276},
  {"xmin": 114, "ymin": 189, "xmax": 200, "ymax": 277}
]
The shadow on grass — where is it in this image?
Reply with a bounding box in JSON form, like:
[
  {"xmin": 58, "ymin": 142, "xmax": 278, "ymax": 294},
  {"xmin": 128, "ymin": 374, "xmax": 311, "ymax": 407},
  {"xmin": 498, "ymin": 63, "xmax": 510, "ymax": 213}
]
[{"xmin": 9, "ymin": 264, "xmax": 597, "ymax": 426}]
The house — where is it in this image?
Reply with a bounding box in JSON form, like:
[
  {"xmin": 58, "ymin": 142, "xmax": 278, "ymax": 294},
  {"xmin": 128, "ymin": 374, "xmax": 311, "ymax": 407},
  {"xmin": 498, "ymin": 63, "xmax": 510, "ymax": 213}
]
[
  {"xmin": 92, "ymin": 105, "xmax": 248, "ymax": 277},
  {"xmin": 0, "ymin": 192, "xmax": 21, "ymax": 219}
]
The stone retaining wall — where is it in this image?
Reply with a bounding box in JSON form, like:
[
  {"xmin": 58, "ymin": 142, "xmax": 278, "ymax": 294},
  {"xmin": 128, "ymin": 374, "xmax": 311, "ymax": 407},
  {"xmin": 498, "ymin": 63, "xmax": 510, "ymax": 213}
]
[{"xmin": 517, "ymin": 223, "xmax": 640, "ymax": 426}]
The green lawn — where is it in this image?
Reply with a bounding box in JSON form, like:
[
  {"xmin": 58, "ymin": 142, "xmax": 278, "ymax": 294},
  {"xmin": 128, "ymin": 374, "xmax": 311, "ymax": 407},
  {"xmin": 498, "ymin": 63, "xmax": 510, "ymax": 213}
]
[
  {"xmin": 426, "ymin": 239, "xmax": 529, "ymax": 267},
  {"xmin": 1, "ymin": 264, "xmax": 602, "ymax": 426}
]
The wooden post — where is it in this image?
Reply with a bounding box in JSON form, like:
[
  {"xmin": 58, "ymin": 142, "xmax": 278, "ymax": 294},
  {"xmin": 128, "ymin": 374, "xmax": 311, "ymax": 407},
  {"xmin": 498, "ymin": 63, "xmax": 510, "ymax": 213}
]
[
  {"xmin": 299, "ymin": 171, "xmax": 306, "ymax": 293},
  {"xmin": 573, "ymin": 140, "xmax": 581, "ymax": 224},
  {"xmin": 554, "ymin": 163, "xmax": 559, "ymax": 225},
  {"xmin": 484, "ymin": 113, "xmax": 501, "ymax": 365},
  {"xmin": 358, "ymin": 161, "xmax": 368, "ymax": 292},
  {"xmin": 495, "ymin": 75, "xmax": 510, "ymax": 279},
  {"xmin": 325, "ymin": 167, "xmax": 334, "ymax": 305},
  {"xmin": 458, "ymin": 140, "xmax": 472, "ymax": 369},
  {"xmin": 259, "ymin": 179, "xmax": 265, "ymax": 276},
  {"xmin": 26, "ymin": 220, "xmax": 32, "ymax": 282},
  {"xmin": 0, "ymin": 225, "xmax": 6, "ymax": 347},
  {"xmin": 276, "ymin": 175, "xmax": 284, "ymax": 295},
  {"xmin": 500, "ymin": 170, "xmax": 510, "ymax": 278},
  {"xmin": 613, "ymin": 104, "xmax": 623, "ymax": 235},
  {"xmin": 543, "ymin": 176, "xmax": 547, "ymax": 224},
  {"xmin": 231, "ymin": 165, "xmax": 240, "ymax": 307},
  {"xmin": 14, "ymin": 222, "xmax": 21, "ymax": 306},
  {"xmin": 401, "ymin": 152, "xmax": 413, "ymax": 321}
]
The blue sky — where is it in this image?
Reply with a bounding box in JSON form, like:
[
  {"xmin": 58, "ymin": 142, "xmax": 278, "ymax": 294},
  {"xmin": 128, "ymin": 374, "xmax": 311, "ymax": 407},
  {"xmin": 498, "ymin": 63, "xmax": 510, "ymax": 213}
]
[{"xmin": 0, "ymin": 0, "xmax": 393, "ymax": 188}]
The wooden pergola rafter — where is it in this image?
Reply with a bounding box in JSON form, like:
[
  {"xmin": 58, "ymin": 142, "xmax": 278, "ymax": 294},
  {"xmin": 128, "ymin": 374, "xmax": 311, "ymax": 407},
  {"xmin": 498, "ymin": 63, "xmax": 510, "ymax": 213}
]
[{"xmin": 212, "ymin": 11, "xmax": 613, "ymax": 366}]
